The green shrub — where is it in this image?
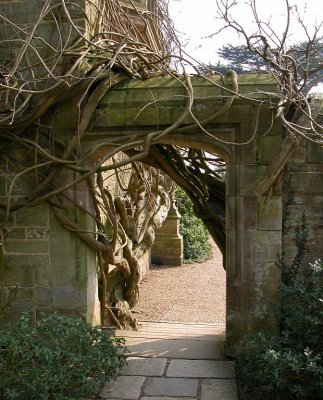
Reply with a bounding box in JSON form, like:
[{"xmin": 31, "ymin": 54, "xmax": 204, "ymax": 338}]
[
  {"xmin": 0, "ymin": 313, "xmax": 127, "ymax": 400},
  {"xmin": 237, "ymin": 259, "xmax": 323, "ymax": 400},
  {"xmin": 176, "ymin": 188, "xmax": 211, "ymax": 262}
]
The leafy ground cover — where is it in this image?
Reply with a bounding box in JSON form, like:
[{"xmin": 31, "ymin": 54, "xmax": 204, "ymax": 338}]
[
  {"xmin": 237, "ymin": 259, "xmax": 323, "ymax": 400},
  {"xmin": 0, "ymin": 314, "xmax": 127, "ymax": 400}
]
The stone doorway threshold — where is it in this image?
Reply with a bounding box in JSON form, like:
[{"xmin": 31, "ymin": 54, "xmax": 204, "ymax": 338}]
[{"xmin": 98, "ymin": 321, "xmax": 238, "ymax": 400}]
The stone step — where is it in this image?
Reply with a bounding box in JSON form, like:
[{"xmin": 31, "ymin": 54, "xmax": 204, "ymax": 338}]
[
  {"xmin": 115, "ymin": 320, "xmax": 225, "ymax": 339},
  {"xmin": 115, "ymin": 321, "xmax": 226, "ymax": 360},
  {"xmin": 122, "ymin": 336, "xmax": 226, "ymax": 360}
]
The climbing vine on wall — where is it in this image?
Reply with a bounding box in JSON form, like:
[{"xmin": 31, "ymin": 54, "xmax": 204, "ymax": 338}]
[
  {"xmin": 0, "ymin": 0, "xmax": 230, "ymax": 327},
  {"xmin": 0, "ymin": 0, "xmax": 321, "ymax": 327}
]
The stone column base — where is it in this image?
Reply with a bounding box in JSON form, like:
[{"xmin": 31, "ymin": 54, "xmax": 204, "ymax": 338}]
[{"xmin": 151, "ymin": 235, "xmax": 183, "ymax": 266}]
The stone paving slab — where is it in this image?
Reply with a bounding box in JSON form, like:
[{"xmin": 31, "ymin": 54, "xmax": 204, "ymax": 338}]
[
  {"xmin": 98, "ymin": 322, "xmax": 238, "ymax": 400},
  {"xmin": 99, "ymin": 376, "xmax": 145, "ymax": 399},
  {"xmin": 136, "ymin": 321, "xmax": 225, "ymax": 338},
  {"xmin": 200, "ymin": 378, "xmax": 238, "ymax": 400},
  {"xmin": 116, "ymin": 321, "xmax": 225, "ymax": 340},
  {"xmin": 121, "ymin": 357, "xmax": 167, "ymax": 376},
  {"xmin": 119, "ymin": 331, "xmax": 221, "ymax": 340},
  {"xmin": 166, "ymin": 359, "xmax": 235, "ymax": 378},
  {"xmin": 141, "ymin": 398, "xmax": 197, "ymax": 400},
  {"xmin": 124, "ymin": 337, "xmax": 226, "ymax": 360},
  {"xmin": 143, "ymin": 377, "xmax": 199, "ymax": 397}
]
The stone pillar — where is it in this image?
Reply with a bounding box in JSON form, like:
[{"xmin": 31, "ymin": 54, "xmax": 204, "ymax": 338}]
[
  {"xmin": 225, "ymin": 116, "xmax": 283, "ymax": 356},
  {"xmin": 49, "ymin": 173, "xmax": 101, "ymax": 326},
  {"xmin": 151, "ymin": 195, "xmax": 183, "ymax": 266}
]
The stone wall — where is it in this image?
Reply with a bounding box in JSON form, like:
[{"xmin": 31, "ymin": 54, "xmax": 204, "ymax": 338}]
[
  {"xmin": 0, "ymin": 0, "xmax": 102, "ymax": 325},
  {"xmin": 0, "ymin": 0, "xmax": 166, "ymax": 326},
  {"xmin": 282, "ymin": 138, "xmax": 323, "ymax": 270},
  {"xmin": 0, "ymin": 203, "xmax": 51, "ymax": 322},
  {"xmin": 0, "ymin": 151, "xmax": 49, "ymax": 323},
  {"xmin": 0, "ymin": 0, "xmax": 98, "ymax": 90},
  {"xmin": 0, "ymin": 160, "xmax": 101, "ymax": 324}
]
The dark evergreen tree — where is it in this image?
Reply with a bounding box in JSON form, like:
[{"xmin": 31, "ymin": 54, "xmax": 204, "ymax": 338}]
[
  {"xmin": 198, "ymin": 44, "xmax": 266, "ymax": 75},
  {"xmin": 199, "ymin": 41, "xmax": 322, "ymax": 93},
  {"xmin": 217, "ymin": 44, "xmax": 266, "ymax": 71},
  {"xmin": 288, "ymin": 39, "xmax": 323, "ymax": 91}
]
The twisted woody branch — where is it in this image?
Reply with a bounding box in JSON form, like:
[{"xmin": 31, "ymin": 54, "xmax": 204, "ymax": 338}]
[{"xmin": 0, "ymin": 0, "xmax": 321, "ymax": 327}]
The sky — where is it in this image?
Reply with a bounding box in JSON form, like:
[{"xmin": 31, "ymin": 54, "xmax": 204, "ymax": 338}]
[{"xmin": 168, "ymin": 0, "xmax": 323, "ymax": 66}]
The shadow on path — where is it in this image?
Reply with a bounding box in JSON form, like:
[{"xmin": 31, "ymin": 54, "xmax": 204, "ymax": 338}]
[{"xmin": 96, "ymin": 321, "xmax": 238, "ymax": 400}]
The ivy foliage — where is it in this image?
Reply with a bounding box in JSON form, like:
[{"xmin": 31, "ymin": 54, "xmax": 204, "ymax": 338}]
[
  {"xmin": 0, "ymin": 314, "xmax": 127, "ymax": 400},
  {"xmin": 176, "ymin": 188, "xmax": 211, "ymax": 262},
  {"xmin": 237, "ymin": 259, "xmax": 323, "ymax": 400}
]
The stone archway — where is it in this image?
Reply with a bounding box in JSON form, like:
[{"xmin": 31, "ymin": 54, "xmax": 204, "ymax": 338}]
[
  {"xmin": 1, "ymin": 0, "xmax": 322, "ymax": 359},
  {"xmin": 0, "ymin": 74, "xmax": 283, "ymax": 355},
  {"xmin": 82, "ymin": 74, "xmax": 283, "ymax": 354}
]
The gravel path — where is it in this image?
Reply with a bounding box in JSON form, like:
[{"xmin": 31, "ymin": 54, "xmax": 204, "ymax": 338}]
[{"xmin": 136, "ymin": 241, "xmax": 226, "ymax": 325}]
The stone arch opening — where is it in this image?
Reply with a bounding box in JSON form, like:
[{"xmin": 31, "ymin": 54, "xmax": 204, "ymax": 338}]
[
  {"xmin": 102, "ymin": 138, "xmax": 233, "ymax": 352},
  {"xmin": 80, "ymin": 74, "xmax": 284, "ymax": 354},
  {"xmin": 88, "ymin": 139, "xmax": 229, "ymax": 332},
  {"xmin": 137, "ymin": 145, "xmax": 228, "ymax": 330}
]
